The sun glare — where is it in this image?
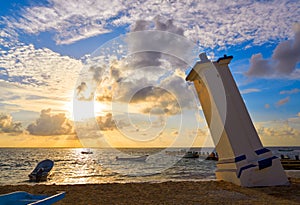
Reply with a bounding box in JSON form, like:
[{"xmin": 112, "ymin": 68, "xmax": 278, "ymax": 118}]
[{"xmin": 64, "ymin": 98, "xmax": 108, "ymax": 122}]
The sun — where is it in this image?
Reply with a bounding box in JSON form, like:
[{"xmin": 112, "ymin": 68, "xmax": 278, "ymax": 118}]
[{"xmin": 63, "ymin": 98, "xmax": 108, "ymax": 122}]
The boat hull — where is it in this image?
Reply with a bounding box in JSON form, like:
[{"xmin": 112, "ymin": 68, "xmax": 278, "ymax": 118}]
[
  {"xmin": 116, "ymin": 155, "xmax": 148, "ymax": 162},
  {"xmin": 183, "ymin": 151, "xmax": 199, "ymax": 158},
  {"xmin": 281, "ymin": 159, "xmax": 300, "ymax": 170},
  {"xmin": 29, "ymin": 159, "xmax": 54, "ymax": 182},
  {"xmin": 0, "ymin": 191, "xmax": 65, "ymax": 205}
]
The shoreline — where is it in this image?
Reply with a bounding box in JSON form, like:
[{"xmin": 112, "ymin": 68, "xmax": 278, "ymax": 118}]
[{"xmin": 1, "ymin": 178, "xmax": 299, "ymax": 204}]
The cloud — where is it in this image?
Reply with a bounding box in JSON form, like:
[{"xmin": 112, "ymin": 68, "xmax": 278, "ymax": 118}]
[
  {"xmin": 276, "ymin": 96, "xmax": 290, "ymax": 107},
  {"xmin": 76, "ymin": 82, "xmax": 94, "ymax": 101},
  {"xmin": 246, "ymin": 53, "xmax": 273, "ymax": 76},
  {"xmin": 127, "ymin": 17, "xmax": 189, "ymax": 70},
  {"xmin": 90, "ymin": 17, "xmax": 197, "ymax": 118},
  {"xmin": 257, "ymin": 124, "xmax": 299, "ymax": 140},
  {"xmin": 255, "ymin": 120, "xmax": 300, "ymax": 146},
  {"xmin": 0, "ymin": 42, "xmax": 82, "ymax": 114},
  {"xmin": 240, "ymin": 88, "xmax": 260, "ymax": 94},
  {"xmin": 27, "ymin": 108, "xmax": 74, "ymax": 135},
  {"xmin": 3, "ymin": 0, "xmax": 299, "ymax": 48},
  {"xmin": 0, "ymin": 113, "xmax": 22, "ymax": 133},
  {"xmin": 130, "ymin": 86, "xmax": 180, "ymax": 116},
  {"xmin": 96, "ymin": 113, "xmax": 116, "ymax": 131},
  {"xmin": 0, "ymin": 44, "xmax": 81, "ymax": 88},
  {"xmin": 280, "ymin": 88, "xmax": 300, "ymax": 95},
  {"xmin": 246, "ymin": 24, "xmax": 300, "ymax": 78}
]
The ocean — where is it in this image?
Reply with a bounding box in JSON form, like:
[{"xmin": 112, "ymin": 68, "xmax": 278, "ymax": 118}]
[{"xmin": 0, "ymin": 147, "xmax": 299, "ymax": 185}]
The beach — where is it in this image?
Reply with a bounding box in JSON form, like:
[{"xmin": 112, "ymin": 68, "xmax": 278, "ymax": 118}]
[{"xmin": 0, "ymin": 178, "xmax": 299, "ymax": 204}]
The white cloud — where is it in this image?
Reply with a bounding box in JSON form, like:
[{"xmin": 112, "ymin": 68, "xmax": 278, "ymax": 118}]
[
  {"xmin": 0, "ymin": 43, "xmax": 82, "ymax": 114},
  {"xmin": 3, "ymin": 0, "xmax": 300, "ymax": 48},
  {"xmin": 254, "ymin": 118, "xmax": 300, "ymax": 146},
  {"xmin": 240, "ymin": 88, "xmax": 260, "ymax": 94},
  {"xmin": 0, "ymin": 44, "xmax": 81, "ymax": 88},
  {"xmin": 27, "ymin": 108, "xmax": 74, "ymax": 135},
  {"xmin": 280, "ymin": 88, "xmax": 300, "ymax": 95},
  {"xmin": 0, "ymin": 113, "xmax": 22, "ymax": 133}
]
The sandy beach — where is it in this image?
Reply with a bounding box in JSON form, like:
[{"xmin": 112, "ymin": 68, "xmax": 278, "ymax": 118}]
[{"xmin": 0, "ymin": 178, "xmax": 299, "ymax": 205}]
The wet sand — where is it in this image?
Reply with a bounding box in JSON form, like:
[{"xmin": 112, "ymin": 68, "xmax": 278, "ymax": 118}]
[{"xmin": 0, "ymin": 178, "xmax": 300, "ymax": 205}]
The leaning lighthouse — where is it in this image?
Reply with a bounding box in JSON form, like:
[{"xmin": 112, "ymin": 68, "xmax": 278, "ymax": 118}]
[{"xmin": 186, "ymin": 53, "xmax": 288, "ymax": 187}]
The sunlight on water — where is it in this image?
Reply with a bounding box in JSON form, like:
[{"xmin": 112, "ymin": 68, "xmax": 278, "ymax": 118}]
[
  {"xmin": 1, "ymin": 147, "xmax": 297, "ymax": 185},
  {"xmin": 2, "ymin": 147, "xmax": 298, "ymax": 185}
]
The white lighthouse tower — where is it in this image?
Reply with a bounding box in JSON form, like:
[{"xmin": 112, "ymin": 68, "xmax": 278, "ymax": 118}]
[{"xmin": 186, "ymin": 53, "xmax": 289, "ymax": 187}]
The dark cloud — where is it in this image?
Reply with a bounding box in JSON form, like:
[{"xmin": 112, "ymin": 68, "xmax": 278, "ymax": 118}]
[
  {"xmin": 0, "ymin": 113, "xmax": 22, "ymax": 133},
  {"xmin": 130, "ymin": 86, "xmax": 168, "ymax": 103},
  {"xmin": 96, "ymin": 113, "xmax": 116, "ymax": 131},
  {"xmin": 89, "ymin": 65, "xmax": 105, "ymax": 82},
  {"xmin": 246, "ymin": 24, "xmax": 300, "ymax": 77},
  {"xmin": 27, "ymin": 108, "xmax": 73, "ymax": 135},
  {"xmin": 76, "ymin": 82, "xmax": 94, "ymax": 101},
  {"xmin": 76, "ymin": 82, "xmax": 87, "ymax": 95},
  {"xmin": 246, "ymin": 53, "xmax": 273, "ymax": 76},
  {"xmin": 131, "ymin": 20, "xmax": 151, "ymax": 32},
  {"xmin": 130, "ymin": 86, "xmax": 181, "ymax": 115},
  {"xmin": 153, "ymin": 17, "xmax": 184, "ymax": 35},
  {"xmin": 128, "ymin": 16, "xmax": 187, "ymax": 69}
]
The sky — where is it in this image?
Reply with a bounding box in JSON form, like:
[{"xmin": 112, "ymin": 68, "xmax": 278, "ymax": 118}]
[{"xmin": 0, "ymin": 0, "xmax": 299, "ymax": 148}]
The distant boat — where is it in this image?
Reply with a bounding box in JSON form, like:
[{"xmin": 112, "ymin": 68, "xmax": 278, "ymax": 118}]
[
  {"xmin": 116, "ymin": 155, "xmax": 148, "ymax": 162},
  {"xmin": 278, "ymin": 148, "xmax": 294, "ymax": 152},
  {"xmin": 183, "ymin": 151, "xmax": 199, "ymax": 159},
  {"xmin": 205, "ymin": 152, "xmax": 218, "ymax": 161},
  {"xmin": 81, "ymin": 149, "xmax": 93, "ymax": 154},
  {"xmin": 281, "ymin": 159, "xmax": 300, "ymax": 170},
  {"xmin": 0, "ymin": 191, "xmax": 65, "ymax": 205},
  {"xmin": 28, "ymin": 159, "xmax": 54, "ymax": 182}
]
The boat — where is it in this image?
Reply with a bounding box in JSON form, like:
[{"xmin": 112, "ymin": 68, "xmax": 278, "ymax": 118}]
[
  {"xmin": 28, "ymin": 159, "xmax": 54, "ymax": 182},
  {"xmin": 0, "ymin": 191, "xmax": 65, "ymax": 205},
  {"xmin": 280, "ymin": 154, "xmax": 300, "ymax": 170},
  {"xmin": 205, "ymin": 152, "xmax": 218, "ymax": 161},
  {"xmin": 116, "ymin": 155, "xmax": 148, "ymax": 162},
  {"xmin": 281, "ymin": 159, "xmax": 300, "ymax": 170},
  {"xmin": 278, "ymin": 148, "xmax": 294, "ymax": 152},
  {"xmin": 81, "ymin": 149, "xmax": 93, "ymax": 154},
  {"xmin": 183, "ymin": 151, "xmax": 199, "ymax": 158}
]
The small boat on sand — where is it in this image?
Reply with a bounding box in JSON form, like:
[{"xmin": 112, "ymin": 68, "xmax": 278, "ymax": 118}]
[
  {"xmin": 28, "ymin": 159, "xmax": 54, "ymax": 182},
  {"xmin": 116, "ymin": 155, "xmax": 148, "ymax": 162},
  {"xmin": 0, "ymin": 191, "xmax": 65, "ymax": 205},
  {"xmin": 183, "ymin": 151, "xmax": 199, "ymax": 159}
]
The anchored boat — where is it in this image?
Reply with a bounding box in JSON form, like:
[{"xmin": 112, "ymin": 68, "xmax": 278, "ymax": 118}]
[
  {"xmin": 116, "ymin": 155, "xmax": 148, "ymax": 162},
  {"xmin": 183, "ymin": 151, "xmax": 199, "ymax": 159}
]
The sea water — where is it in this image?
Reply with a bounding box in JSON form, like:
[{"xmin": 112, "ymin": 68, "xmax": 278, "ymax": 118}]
[{"xmin": 0, "ymin": 147, "xmax": 298, "ymax": 185}]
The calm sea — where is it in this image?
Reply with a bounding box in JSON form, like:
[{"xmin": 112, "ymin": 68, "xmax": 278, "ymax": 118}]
[{"xmin": 0, "ymin": 147, "xmax": 299, "ymax": 185}]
